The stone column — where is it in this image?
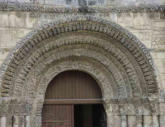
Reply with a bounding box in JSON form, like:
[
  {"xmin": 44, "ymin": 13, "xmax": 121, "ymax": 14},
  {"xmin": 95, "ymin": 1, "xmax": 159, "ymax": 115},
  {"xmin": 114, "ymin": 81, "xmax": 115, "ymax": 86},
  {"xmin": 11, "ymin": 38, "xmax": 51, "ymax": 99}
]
[
  {"xmin": 6, "ymin": 116, "xmax": 12, "ymax": 127},
  {"xmin": 128, "ymin": 115, "xmax": 136, "ymax": 127},
  {"xmin": 13, "ymin": 116, "xmax": 19, "ymax": 127},
  {"xmin": 143, "ymin": 115, "xmax": 153, "ymax": 127},
  {"xmin": 107, "ymin": 115, "xmax": 121, "ymax": 127},
  {"xmin": 26, "ymin": 116, "xmax": 31, "ymax": 127},
  {"xmin": 31, "ymin": 115, "xmax": 41, "ymax": 127},
  {"xmin": 160, "ymin": 115, "xmax": 165, "ymax": 127},
  {"xmin": 136, "ymin": 115, "xmax": 143, "ymax": 127},
  {"xmin": 1, "ymin": 117, "xmax": 6, "ymax": 127},
  {"xmin": 105, "ymin": 103, "xmax": 120, "ymax": 127},
  {"xmin": 20, "ymin": 116, "xmax": 25, "ymax": 127},
  {"xmin": 152, "ymin": 115, "xmax": 159, "ymax": 127},
  {"xmin": 121, "ymin": 115, "xmax": 127, "ymax": 127}
]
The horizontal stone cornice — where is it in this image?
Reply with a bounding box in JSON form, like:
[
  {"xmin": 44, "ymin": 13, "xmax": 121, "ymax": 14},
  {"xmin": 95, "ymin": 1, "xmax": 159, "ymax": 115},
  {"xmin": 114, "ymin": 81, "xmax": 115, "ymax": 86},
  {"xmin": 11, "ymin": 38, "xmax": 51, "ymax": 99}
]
[{"xmin": 0, "ymin": 1, "xmax": 165, "ymax": 13}]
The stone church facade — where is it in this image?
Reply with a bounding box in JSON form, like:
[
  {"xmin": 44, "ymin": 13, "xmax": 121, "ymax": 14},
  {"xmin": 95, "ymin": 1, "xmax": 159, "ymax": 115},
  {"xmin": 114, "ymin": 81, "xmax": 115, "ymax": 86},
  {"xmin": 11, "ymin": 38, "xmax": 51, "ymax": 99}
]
[{"xmin": 0, "ymin": 0, "xmax": 165, "ymax": 127}]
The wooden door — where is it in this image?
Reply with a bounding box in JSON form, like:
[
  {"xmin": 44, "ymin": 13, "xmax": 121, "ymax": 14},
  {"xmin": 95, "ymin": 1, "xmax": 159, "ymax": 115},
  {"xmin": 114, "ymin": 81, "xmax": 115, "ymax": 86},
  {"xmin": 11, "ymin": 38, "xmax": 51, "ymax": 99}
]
[
  {"xmin": 42, "ymin": 71, "xmax": 103, "ymax": 127},
  {"xmin": 42, "ymin": 104, "xmax": 74, "ymax": 127},
  {"xmin": 45, "ymin": 71, "xmax": 102, "ymax": 103}
]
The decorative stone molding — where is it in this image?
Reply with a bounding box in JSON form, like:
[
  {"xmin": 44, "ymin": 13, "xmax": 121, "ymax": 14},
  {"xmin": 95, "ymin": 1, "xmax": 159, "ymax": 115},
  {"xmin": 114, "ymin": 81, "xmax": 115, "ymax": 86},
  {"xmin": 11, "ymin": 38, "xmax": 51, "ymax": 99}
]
[
  {"xmin": 0, "ymin": 15, "xmax": 160, "ymax": 126},
  {"xmin": 0, "ymin": 1, "xmax": 164, "ymax": 13},
  {"xmin": 0, "ymin": 16, "xmax": 158, "ymax": 98},
  {"xmin": 21, "ymin": 35, "xmax": 142, "ymax": 99},
  {"xmin": 0, "ymin": 98, "xmax": 32, "ymax": 116}
]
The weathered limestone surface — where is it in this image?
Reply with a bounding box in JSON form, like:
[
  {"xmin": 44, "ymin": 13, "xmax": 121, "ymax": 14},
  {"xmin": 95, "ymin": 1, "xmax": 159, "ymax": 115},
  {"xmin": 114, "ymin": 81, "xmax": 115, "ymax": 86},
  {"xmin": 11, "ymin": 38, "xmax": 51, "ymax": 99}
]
[
  {"xmin": 128, "ymin": 116, "xmax": 136, "ymax": 127},
  {"xmin": 0, "ymin": 117, "xmax": 6, "ymax": 127},
  {"xmin": 160, "ymin": 115, "xmax": 165, "ymax": 127},
  {"xmin": 0, "ymin": 10, "xmax": 164, "ymax": 91},
  {"xmin": 0, "ymin": 1, "xmax": 165, "ymax": 127},
  {"xmin": 25, "ymin": 116, "xmax": 30, "ymax": 127},
  {"xmin": 107, "ymin": 115, "xmax": 121, "ymax": 127}
]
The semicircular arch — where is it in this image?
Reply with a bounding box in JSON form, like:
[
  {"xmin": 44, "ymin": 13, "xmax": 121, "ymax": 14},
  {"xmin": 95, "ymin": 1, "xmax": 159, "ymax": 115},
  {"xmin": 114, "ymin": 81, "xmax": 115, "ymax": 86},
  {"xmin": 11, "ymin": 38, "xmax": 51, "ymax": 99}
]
[{"xmin": 0, "ymin": 15, "xmax": 158, "ymax": 107}]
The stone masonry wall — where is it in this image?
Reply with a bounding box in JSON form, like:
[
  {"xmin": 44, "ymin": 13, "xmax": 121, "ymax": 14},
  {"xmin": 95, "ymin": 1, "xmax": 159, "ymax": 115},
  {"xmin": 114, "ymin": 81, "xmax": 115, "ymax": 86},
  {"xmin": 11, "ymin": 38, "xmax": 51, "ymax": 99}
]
[
  {"xmin": 0, "ymin": 10, "xmax": 165, "ymax": 92},
  {"xmin": 0, "ymin": 1, "xmax": 165, "ymax": 125},
  {"xmin": 0, "ymin": 0, "xmax": 165, "ymax": 6}
]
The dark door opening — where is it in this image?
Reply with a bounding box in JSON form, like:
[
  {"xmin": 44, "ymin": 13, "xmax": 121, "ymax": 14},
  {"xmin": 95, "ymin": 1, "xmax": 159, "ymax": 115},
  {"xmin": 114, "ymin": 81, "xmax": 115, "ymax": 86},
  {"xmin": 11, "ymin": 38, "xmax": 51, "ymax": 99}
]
[
  {"xmin": 42, "ymin": 71, "xmax": 106, "ymax": 127},
  {"xmin": 74, "ymin": 104, "xmax": 107, "ymax": 127}
]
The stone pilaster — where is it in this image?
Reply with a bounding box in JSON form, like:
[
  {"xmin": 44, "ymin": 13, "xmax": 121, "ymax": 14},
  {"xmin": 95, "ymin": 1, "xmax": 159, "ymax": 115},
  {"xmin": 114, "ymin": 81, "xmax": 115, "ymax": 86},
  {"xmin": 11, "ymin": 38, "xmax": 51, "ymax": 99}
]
[
  {"xmin": 107, "ymin": 115, "xmax": 121, "ymax": 127},
  {"xmin": 13, "ymin": 116, "xmax": 19, "ymax": 127},
  {"xmin": 152, "ymin": 115, "xmax": 159, "ymax": 127},
  {"xmin": 26, "ymin": 116, "xmax": 31, "ymax": 127},
  {"xmin": 105, "ymin": 102, "xmax": 121, "ymax": 127},
  {"xmin": 19, "ymin": 116, "xmax": 25, "ymax": 127},
  {"xmin": 30, "ymin": 115, "xmax": 41, "ymax": 127},
  {"xmin": 143, "ymin": 115, "xmax": 153, "ymax": 127},
  {"xmin": 1, "ymin": 117, "xmax": 6, "ymax": 127},
  {"xmin": 136, "ymin": 115, "xmax": 143, "ymax": 127},
  {"xmin": 160, "ymin": 115, "xmax": 165, "ymax": 127},
  {"xmin": 128, "ymin": 115, "xmax": 136, "ymax": 127},
  {"xmin": 6, "ymin": 116, "xmax": 12, "ymax": 127},
  {"xmin": 121, "ymin": 115, "xmax": 127, "ymax": 127}
]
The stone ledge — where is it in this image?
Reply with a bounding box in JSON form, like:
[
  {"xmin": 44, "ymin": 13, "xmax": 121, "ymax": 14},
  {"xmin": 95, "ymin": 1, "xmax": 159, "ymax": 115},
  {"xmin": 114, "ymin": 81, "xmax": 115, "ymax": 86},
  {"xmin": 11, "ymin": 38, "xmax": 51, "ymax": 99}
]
[{"xmin": 0, "ymin": 1, "xmax": 165, "ymax": 13}]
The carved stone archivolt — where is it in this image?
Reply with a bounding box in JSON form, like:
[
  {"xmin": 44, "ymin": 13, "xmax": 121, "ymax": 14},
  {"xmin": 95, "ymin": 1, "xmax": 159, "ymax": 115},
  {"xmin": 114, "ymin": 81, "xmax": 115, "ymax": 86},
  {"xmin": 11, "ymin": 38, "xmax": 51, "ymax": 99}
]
[{"xmin": 0, "ymin": 16, "xmax": 159, "ymax": 123}]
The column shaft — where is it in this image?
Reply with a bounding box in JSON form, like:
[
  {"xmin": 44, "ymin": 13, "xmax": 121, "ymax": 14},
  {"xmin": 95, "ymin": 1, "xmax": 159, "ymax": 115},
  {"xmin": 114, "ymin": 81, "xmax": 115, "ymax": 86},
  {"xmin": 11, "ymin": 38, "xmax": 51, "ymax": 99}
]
[
  {"xmin": 121, "ymin": 115, "xmax": 127, "ymax": 127},
  {"xmin": 136, "ymin": 115, "xmax": 143, "ymax": 127},
  {"xmin": 153, "ymin": 115, "xmax": 159, "ymax": 127},
  {"xmin": 1, "ymin": 117, "xmax": 6, "ymax": 127},
  {"xmin": 128, "ymin": 115, "xmax": 136, "ymax": 127},
  {"xmin": 13, "ymin": 116, "xmax": 19, "ymax": 127},
  {"xmin": 26, "ymin": 116, "xmax": 31, "ymax": 127},
  {"xmin": 144, "ymin": 115, "xmax": 153, "ymax": 127},
  {"xmin": 107, "ymin": 115, "xmax": 121, "ymax": 127},
  {"xmin": 160, "ymin": 115, "xmax": 165, "ymax": 127}
]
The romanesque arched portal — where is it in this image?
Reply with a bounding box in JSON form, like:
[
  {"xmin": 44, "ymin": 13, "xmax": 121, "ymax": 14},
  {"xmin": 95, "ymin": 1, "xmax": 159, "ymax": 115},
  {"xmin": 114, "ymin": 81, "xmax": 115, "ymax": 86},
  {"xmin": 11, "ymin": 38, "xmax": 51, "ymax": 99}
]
[{"xmin": 0, "ymin": 16, "xmax": 159, "ymax": 127}]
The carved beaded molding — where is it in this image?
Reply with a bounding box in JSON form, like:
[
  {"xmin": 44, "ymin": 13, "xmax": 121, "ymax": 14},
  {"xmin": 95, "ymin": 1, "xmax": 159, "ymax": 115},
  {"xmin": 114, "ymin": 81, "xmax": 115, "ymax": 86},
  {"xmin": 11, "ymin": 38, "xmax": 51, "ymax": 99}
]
[
  {"xmin": 0, "ymin": 1, "xmax": 165, "ymax": 13},
  {"xmin": 0, "ymin": 16, "xmax": 158, "ymax": 101}
]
